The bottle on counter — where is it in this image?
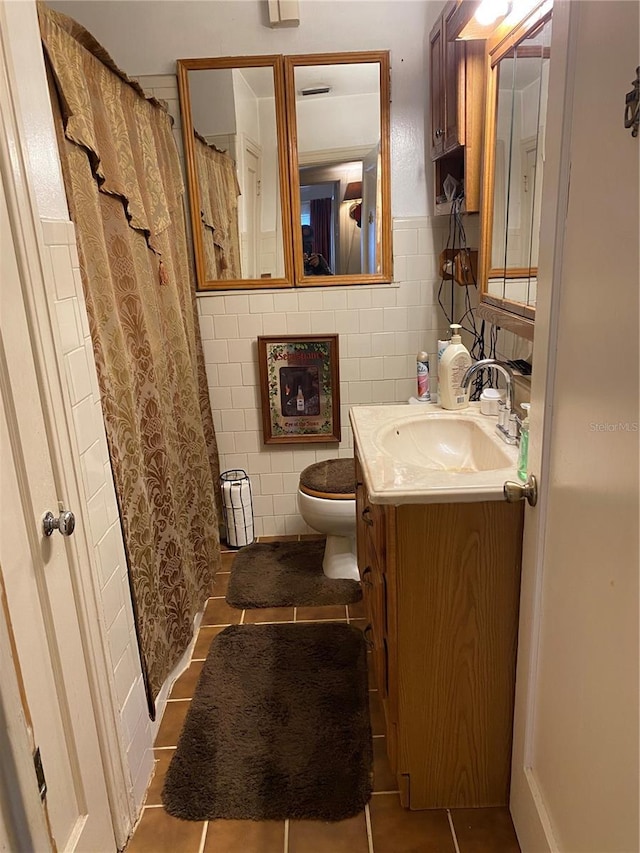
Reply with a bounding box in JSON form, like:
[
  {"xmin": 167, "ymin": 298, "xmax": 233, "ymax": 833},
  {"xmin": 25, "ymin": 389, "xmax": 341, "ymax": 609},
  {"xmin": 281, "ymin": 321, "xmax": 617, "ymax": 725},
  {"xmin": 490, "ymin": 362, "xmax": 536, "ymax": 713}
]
[
  {"xmin": 517, "ymin": 403, "xmax": 531, "ymax": 481},
  {"xmin": 416, "ymin": 351, "xmax": 431, "ymax": 401},
  {"xmin": 439, "ymin": 323, "xmax": 472, "ymax": 410}
]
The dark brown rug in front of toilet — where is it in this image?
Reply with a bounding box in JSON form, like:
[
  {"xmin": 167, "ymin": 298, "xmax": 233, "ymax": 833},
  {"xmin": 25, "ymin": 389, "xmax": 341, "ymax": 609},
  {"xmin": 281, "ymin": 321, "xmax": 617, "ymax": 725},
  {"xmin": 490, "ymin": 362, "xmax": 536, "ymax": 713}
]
[
  {"xmin": 225, "ymin": 539, "xmax": 362, "ymax": 608},
  {"xmin": 161, "ymin": 623, "xmax": 372, "ymax": 821}
]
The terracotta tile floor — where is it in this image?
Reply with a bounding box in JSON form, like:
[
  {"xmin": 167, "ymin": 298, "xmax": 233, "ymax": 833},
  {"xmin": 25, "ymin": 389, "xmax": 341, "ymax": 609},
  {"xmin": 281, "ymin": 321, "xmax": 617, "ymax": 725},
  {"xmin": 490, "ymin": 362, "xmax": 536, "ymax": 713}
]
[{"xmin": 126, "ymin": 538, "xmax": 521, "ymax": 853}]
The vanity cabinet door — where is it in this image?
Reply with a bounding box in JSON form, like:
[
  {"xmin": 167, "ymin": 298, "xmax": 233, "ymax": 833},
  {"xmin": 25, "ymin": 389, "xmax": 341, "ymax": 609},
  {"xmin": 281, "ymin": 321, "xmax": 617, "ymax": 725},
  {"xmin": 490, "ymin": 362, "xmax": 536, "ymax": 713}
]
[
  {"xmin": 355, "ymin": 452, "xmax": 377, "ymax": 643},
  {"xmin": 355, "ymin": 454, "xmax": 368, "ymax": 577},
  {"xmin": 354, "ymin": 450, "xmax": 398, "ymax": 772},
  {"xmin": 395, "ymin": 501, "xmax": 524, "ymax": 809}
]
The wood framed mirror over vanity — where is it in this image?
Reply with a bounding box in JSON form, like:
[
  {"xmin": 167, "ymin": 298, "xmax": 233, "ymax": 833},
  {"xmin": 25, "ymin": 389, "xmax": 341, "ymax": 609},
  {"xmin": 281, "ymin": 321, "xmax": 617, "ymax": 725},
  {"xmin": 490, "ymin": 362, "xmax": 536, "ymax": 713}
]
[{"xmin": 476, "ymin": 0, "xmax": 553, "ymax": 339}]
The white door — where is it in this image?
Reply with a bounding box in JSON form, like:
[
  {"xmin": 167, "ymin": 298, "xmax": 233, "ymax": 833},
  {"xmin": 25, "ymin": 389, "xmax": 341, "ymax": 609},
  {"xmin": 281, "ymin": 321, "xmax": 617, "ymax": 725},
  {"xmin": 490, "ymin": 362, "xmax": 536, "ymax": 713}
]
[
  {"xmin": 0, "ymin": 159, "xmax": 115, "ymax": 851},
  {"xmin": 361, "ymin": 145, "xmax": 379, "ymax": 274},
  {"xmin": 238, "ymin": 135, "xmax": 261, "ymax": 278},
  {"xmin": 510, "ymin": 3, "xmax": 639, "ymax": 851}
]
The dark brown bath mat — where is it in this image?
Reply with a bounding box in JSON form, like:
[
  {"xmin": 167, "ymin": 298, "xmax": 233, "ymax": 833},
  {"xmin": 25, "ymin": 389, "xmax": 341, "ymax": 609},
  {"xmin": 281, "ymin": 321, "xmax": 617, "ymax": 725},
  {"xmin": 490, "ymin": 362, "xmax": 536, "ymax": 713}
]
[
  {"xmin": 225, "ymin": 539, "xmax": 362, "ymax": 608},
  {"xmin": 161, "ymin": 623, "xmax": 372, "ymax": 821}
]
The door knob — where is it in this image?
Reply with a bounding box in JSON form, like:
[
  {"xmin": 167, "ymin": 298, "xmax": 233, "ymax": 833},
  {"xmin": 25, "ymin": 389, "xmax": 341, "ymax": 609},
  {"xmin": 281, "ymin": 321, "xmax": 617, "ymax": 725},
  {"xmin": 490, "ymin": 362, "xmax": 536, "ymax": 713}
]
[
  {"xmin": 503, "ymin": 474, "xmax": 538, "ymax": 507},
  {"xmin": 43, "ymin": 510, "xmax": 76, "ymax": 537}
]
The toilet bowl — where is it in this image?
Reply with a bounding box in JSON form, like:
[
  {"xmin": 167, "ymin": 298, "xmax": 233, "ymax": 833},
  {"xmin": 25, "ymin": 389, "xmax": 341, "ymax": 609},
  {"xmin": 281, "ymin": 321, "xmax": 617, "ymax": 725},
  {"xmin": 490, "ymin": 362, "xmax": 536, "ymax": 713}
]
[{"xmin": 297, "ymin": 458, "xmax": 358, "ymax": 582}]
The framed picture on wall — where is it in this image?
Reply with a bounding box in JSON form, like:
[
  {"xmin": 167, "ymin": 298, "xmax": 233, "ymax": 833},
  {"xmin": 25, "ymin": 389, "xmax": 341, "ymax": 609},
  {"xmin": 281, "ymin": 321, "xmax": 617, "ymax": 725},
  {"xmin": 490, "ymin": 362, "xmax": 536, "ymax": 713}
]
[{"xmin": 257, "ymin": 335, "xmax": 341, "ymax": 444}]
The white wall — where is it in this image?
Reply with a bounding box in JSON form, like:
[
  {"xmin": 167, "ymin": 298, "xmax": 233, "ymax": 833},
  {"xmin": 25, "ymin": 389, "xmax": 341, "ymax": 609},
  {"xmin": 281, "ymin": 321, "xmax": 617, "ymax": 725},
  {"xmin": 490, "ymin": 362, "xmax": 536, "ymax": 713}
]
[
  {"xmin": 258, "ymin": 95, "xmax": 280, "ymax": 239},
  {"xmin": 189, "ymin": 67, "xmax": 236, "ymax": 136},
  {"xmin": 296, "ymin": 92, "xmax": 380, "ymax": 153},
  {"xmin": 232, "ymin": 68, "xmax": 261, "ymax": 143}
]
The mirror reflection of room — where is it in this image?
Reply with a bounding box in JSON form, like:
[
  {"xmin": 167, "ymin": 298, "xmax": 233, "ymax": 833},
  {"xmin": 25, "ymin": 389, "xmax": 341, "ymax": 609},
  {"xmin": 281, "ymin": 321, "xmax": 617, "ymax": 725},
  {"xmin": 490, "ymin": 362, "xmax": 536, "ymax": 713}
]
[
  {"xmin": 186, "ymin": 65, "xmax": 285, "ymax": 282},
  {"xmin": 488, "ymin": 16, "xmax": 552, "ymax": 309},
  {"xmin": 293, "ymin": 62, "xmax": 382, "ymax": 277}
]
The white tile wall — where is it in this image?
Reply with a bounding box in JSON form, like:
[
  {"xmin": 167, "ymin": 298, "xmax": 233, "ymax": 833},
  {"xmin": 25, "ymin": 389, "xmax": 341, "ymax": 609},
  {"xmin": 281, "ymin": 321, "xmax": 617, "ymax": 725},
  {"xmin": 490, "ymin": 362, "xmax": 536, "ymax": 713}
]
[{"xmin": 195, "ymin": 213, "xmax": 452, "ymax": 538}]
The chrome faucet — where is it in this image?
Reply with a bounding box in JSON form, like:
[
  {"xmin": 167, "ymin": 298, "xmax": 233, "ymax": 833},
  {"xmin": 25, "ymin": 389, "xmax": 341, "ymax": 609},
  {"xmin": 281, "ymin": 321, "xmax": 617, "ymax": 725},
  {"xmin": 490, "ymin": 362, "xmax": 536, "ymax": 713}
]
[{"xmin": 461, "ymin": 358, "xmax": 519, "ymax": 444}]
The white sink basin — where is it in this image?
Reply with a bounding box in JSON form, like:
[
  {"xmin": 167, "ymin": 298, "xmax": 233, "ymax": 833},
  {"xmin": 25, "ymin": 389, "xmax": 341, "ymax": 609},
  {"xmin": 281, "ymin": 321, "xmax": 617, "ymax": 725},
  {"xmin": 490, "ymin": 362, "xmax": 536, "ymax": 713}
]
[
  {"xmin": 349, "ymin": 403, "xmax": 519, "ymax": 505},
  {"xmin": 374, "ymin": 416, "xmax": 513, "ymax": 473}
]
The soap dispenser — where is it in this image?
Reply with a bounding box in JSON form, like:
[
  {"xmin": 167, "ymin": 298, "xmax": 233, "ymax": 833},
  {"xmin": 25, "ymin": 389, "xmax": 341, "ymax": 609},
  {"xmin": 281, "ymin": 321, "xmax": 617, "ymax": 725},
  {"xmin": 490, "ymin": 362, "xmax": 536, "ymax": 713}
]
[
  {"xmin": 517, "ymin": 403, "xmax": 531, "ymax": 481},
  {"xmin": 439, "ymin": 324, "xmax": 472, "ymax": 410}
]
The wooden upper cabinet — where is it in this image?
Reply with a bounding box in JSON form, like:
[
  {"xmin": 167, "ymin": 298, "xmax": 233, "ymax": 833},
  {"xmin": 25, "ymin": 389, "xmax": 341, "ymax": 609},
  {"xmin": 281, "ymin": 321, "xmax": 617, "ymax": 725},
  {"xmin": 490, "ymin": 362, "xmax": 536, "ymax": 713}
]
[
  {"xmin": 430, "ymin": 2, "xmax": 466, "ymax": 161},
  {"xmin": 429, "ymin": 1, "xmax": 486, "ymax": 213},
  {"xmin": 443, "ymin": 4, "xmax": 466, "ymax": 152},
  {"xmin": 429, "ymin": 22, "xmax": 444, "ymax": 158}
]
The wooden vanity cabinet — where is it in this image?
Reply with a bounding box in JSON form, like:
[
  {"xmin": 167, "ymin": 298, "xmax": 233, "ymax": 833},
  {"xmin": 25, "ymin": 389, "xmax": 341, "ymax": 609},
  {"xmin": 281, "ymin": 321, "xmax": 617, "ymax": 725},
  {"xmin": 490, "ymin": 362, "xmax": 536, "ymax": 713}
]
[
  {"xmin": 355, "ymin": 454, "xmax": 399, "ymax": 771},
  {"xmin": 355, "ymin": 447, "xmax": 524, "ymax": 810}
]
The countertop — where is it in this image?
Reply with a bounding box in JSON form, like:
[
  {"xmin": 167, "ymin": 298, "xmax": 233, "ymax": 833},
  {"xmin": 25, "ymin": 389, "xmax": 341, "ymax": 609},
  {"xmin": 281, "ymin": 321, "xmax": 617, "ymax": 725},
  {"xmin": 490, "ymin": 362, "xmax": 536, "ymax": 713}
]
[{"xmin": 349, "ymin": 401, "xmax": 520, "ymax": 505}]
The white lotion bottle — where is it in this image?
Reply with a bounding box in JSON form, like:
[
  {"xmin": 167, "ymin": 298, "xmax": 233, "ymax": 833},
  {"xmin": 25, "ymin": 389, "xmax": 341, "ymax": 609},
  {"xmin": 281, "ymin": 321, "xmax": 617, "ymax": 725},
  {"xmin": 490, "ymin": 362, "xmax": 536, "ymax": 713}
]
[{"xmin": 439, "ymin": 324, "xmax": 472, "ymax": 410}]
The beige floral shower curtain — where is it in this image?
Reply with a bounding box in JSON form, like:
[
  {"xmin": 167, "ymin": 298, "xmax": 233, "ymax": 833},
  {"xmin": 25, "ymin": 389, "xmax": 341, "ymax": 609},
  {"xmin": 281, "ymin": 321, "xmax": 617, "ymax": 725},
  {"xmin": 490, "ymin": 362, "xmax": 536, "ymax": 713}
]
[
  {"xmin": 39, "ymin": 4, "xmax": 221, "ymax": 716},
  {"xmin": 194, "ymin": 132, "xmax": 242, "ymax": 280}
]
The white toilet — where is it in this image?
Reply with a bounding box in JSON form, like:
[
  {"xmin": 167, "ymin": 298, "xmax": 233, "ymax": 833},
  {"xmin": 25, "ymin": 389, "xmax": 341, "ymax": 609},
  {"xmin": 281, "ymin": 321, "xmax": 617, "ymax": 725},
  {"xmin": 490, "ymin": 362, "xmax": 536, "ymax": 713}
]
[{"xmin": 297, "ymin": 458, "xmax": 359, "ymax": 581}]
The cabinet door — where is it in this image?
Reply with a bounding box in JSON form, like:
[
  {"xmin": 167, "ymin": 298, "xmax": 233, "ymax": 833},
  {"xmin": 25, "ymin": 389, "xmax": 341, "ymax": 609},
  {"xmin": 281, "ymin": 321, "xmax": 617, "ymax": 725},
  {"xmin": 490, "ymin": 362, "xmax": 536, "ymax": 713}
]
[
  {"xmin": 443, "ymin": 4, "xmax": 465, "ymax": 152},
  {"xmin": 429, "ymin": 20, "xmax": 444, "ymax": 159},
  {"xmin": 355, "ymin": 452, "xmax": 368, "ymax": 576}
]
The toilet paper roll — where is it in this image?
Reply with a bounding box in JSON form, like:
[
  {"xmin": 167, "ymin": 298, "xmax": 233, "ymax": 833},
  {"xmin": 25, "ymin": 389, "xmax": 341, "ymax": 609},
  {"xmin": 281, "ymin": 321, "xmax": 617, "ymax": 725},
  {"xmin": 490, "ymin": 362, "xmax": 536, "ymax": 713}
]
[
  {"xmin": 221, "ymin": 475, "xmax": 254, "ymax": 547},
  {"xmin": 224, "ymin": 481, "xmax": 252, "ymax": 508}
]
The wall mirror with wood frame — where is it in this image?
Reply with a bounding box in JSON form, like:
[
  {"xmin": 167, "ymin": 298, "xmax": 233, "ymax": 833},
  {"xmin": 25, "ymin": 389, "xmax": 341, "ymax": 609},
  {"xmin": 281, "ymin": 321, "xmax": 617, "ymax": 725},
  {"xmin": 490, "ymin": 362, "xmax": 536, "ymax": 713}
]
[
  {"xmin": 177, "ymin": 56, "xmax": 294, "ymax": 291},
  {"xmin": 478, "ymin": 2, "xmax": 553, "ymax": 339},
  {"xmin": 284, "ymin": 52, "xmax": 392, "ymax": 286},
  {"xmin": 177, "ymin": 51, "xmax": 391, "ymax": 291}
]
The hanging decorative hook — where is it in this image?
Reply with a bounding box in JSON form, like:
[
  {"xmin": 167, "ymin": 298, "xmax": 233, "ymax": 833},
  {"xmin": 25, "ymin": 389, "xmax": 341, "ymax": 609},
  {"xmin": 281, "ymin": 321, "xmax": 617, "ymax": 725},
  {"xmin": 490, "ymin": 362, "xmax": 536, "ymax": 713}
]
[{"xmin": 624, "ymin": 67, "xmax": 639, "ymax": 137}]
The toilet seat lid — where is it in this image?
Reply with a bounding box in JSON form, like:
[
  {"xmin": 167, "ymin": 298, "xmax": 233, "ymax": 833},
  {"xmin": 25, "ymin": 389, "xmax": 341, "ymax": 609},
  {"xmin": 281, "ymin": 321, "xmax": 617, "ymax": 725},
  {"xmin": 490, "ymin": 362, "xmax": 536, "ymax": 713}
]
[{"xmin": 299, "ymin": 458, "xmax": 355, "ymax": 500}]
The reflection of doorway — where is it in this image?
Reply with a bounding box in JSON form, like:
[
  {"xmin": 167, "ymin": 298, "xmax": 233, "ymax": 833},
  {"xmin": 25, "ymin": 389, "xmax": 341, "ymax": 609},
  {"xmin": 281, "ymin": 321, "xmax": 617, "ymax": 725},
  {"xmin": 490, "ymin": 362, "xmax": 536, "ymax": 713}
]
[
  {"xmin": 361, "ymin": 146, "xmax": 379, "ymax": 274},
  {"xmin": 299, "ymin": 155, "xmax": 367, "ymax": 275},
  {"xmin": 300, "ymin": 180, "xmax": 337, "ymax": 271},
  {"xmin": 492, "ymin": 138, "xmax": 507, "ymax": 270},
  {"xmin": 237, "ymin": 134, "xmax": 261, "ymax": 278},
  {"xmin": 520, "ymin": 134, "xmax": 538, "ymax": 268}
]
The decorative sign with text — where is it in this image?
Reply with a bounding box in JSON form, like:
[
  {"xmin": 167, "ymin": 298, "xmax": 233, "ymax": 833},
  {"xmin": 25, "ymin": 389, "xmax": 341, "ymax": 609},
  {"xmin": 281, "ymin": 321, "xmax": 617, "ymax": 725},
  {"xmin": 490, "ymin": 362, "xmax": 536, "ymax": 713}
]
[{"xmin": 257, "ymin": 335, "xmax": 340, "ymax": 444}]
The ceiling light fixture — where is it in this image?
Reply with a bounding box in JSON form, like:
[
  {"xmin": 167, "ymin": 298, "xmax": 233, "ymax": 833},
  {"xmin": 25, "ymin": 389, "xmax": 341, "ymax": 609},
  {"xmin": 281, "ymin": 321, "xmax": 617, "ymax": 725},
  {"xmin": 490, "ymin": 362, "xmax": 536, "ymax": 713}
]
[{"xmin": 474, "ymin": 0, "xmax": 511, "ymax": 26}]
